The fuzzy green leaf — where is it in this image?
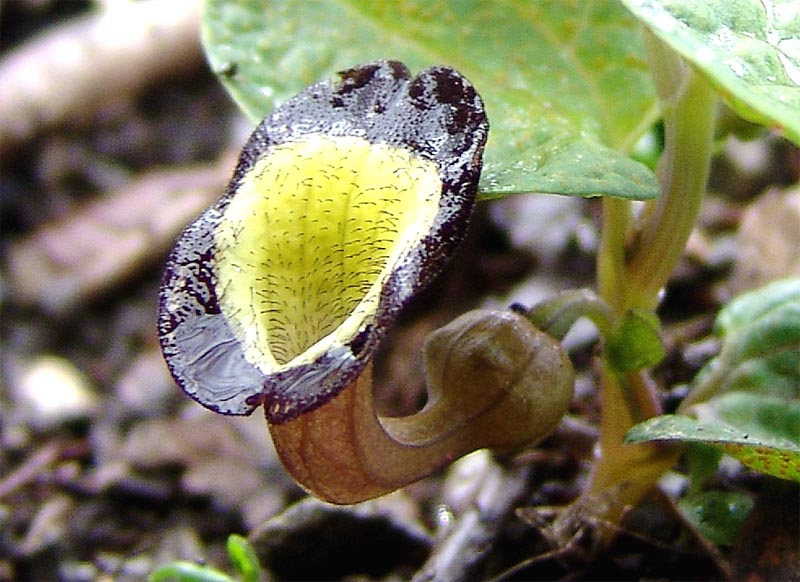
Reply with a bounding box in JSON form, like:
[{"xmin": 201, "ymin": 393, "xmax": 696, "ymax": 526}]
[
  {"xmin": 621, "ymin": 0, "xmax": 800, "ymax": 145},
  {"xmin": 625, "ymin": 414, "xmax": 800, "ymax": 481},
  {"xmin": 631, "ymin": 280, "xmax": 800, "ymax": 482},
  {"xmin": 702, "ymin": 392, "xmax": 800, "ymax": 445},
  {"xmin": 202, "ymin": 0, "xmax": 660, "ymax": 200},
  {"xmin": 693, "ymin": 277, "xmax": 800, "ymax": 400}
]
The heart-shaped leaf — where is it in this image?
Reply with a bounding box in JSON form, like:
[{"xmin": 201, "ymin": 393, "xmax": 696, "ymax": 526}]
[
  {"xmin": 202, "ymin": 0, "xmax": 660, "ymax": 200},
  {"xmin": 694, "ymin": 392, "xmax": 800, "ymax": 447},
  {"xmin": 621, "ymin": 0, "xmax": 800, "ymax": 145}
]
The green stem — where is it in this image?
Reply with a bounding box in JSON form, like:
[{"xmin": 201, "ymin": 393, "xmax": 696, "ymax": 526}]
[
  {"xmin": 598, "ymin": 197, "xmax": 632, "ymax": 315},
  {"xmin": 625, "ymin": 33, "xmax": 718, "ymax": 310},
  {"xmin": 560, "ymin": 33, "xmax": 718, "ymax": 543}
]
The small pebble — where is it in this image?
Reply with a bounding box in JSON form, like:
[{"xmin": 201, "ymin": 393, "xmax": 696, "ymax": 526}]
[{"xmin": 12, "ymin": 356, "xmax": 98, "ymax": 431}]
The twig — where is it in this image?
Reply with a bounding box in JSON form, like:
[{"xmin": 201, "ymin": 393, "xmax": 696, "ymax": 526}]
[
  {"xmin": 0, "ymin": 441, "xmax": 61, "ymax": 499},
  {"xmin": 412, "ymin": 452, "xmax": 530, "ymax": 582},
  {"xmin": 0, "ymin": 0, "xmax": 202, "ymax": 154},
  {"xmin": 8, "ymin": 154, "xmax": 233, "ymax": 314}
]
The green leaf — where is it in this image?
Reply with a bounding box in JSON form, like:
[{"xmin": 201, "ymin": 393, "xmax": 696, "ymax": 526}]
[
  {"xmin": 202, "ymin": 0, "xmax": 660, "ymax": 200},
  {"xmin": 606, "ymin": 308, "xmax": 665, "ymax": 372},
  {"xmin": 693, "ymin": 277, "xmax": 800, "ymax": 400},
  {"xmin": 678, "ymin": 490, "xmax": 754, "ymax": 546},
  {"xmin": 226, "ymin": 534, "xmax": 260, "ymax": 582},
  {"xmin": 717, "ymin": 276, "xmax": 800, "ymax": 340},
  {"xmin": 636, "ymin": 280, "xmax": 800, "ymax": 483},
  {"xmin": 625, "ymin": 414, "xmax": 800, "ymax": 481},
  {"xmin": 149, "ymin": 562, "xmax": 236, "ymax": 582},
  {"xmin": 620, "ymin": 0, "xmax": 800, "ymax": 145},
  {"xmin": 704, "ymin": 392, "xmax": 800, "ymax": 445}
]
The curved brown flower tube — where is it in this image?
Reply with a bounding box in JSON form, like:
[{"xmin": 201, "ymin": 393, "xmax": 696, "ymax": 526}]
[{"xmin": 270, "ymin": 309, "xmax": 574, "ymax": 504}]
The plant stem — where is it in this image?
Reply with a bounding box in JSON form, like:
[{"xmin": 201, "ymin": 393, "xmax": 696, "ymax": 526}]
[
  {"xmin": 584, "ymin": 367, "xmax": 682, "ymax": 528},
  {"xmin": 597, "ymin": 197, "xmax": 631, "ymax": 315},
  {"xmin": 562, "ymin": 33, "xmax": 718, "ymax": 539},
  {"xmin": 625, "ymin": 33, "xmax": 718, "ymax": 310}
]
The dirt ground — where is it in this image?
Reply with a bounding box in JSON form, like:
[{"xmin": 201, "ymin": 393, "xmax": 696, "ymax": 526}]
[{"xmin": 1, "ymin": 2, "xmax": 799, "ymax": 581}]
